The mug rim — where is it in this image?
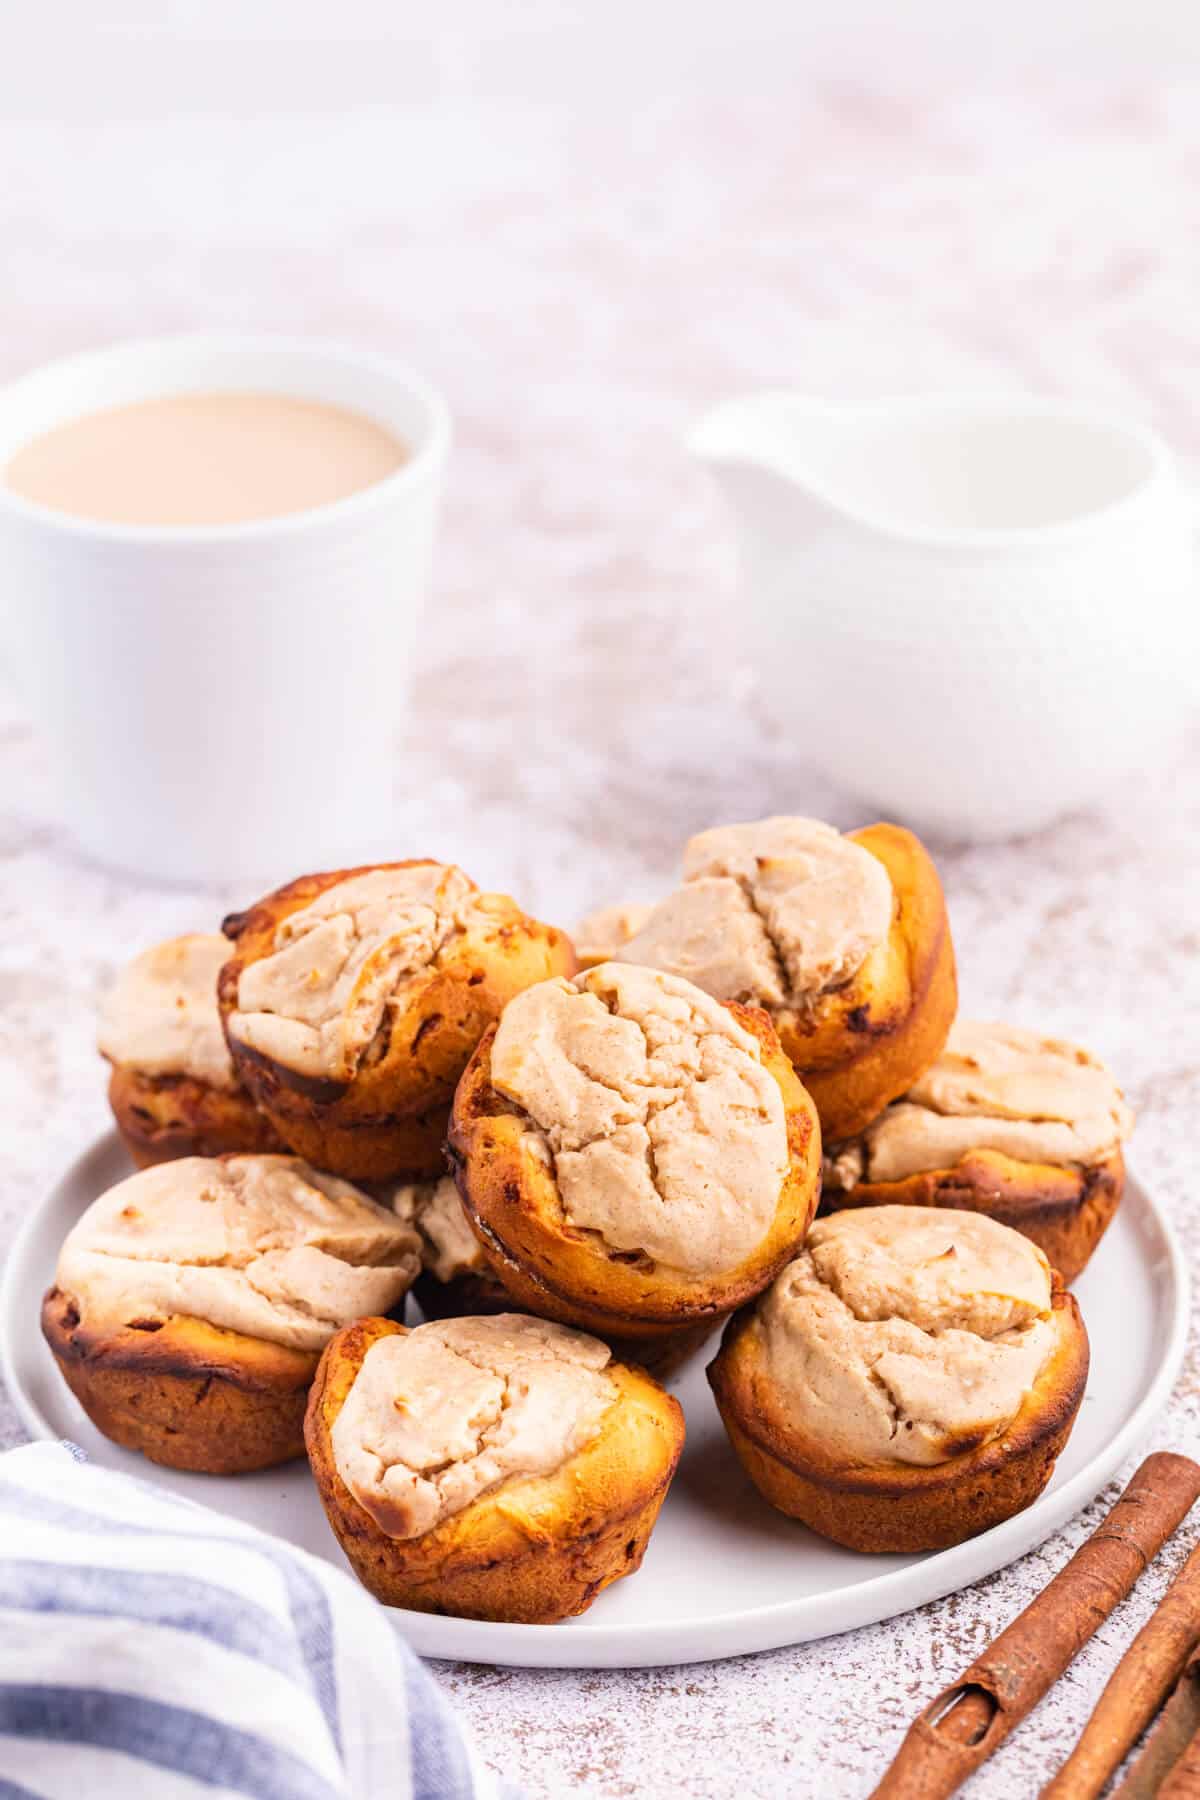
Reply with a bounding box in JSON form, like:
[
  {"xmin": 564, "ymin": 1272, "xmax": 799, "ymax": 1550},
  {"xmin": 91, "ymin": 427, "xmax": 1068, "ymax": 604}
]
[{"xmin": 0, "ymin": 332, "xmax": 452, "ymax": 547}]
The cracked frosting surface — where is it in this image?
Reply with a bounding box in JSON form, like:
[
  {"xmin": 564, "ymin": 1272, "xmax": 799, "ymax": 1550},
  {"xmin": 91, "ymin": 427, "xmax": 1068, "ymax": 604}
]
[
  {"xmin": 55, "ymin": 1155, "xmax": 420, "ymax": 1351},
  {"xmin": 489, "ymin": 962, "xmax": 789, "ymax": 1277},
  {"xmin": 331, "ymin": 1313, "xmax": 616, "ymax": 1539},
  {"xmin": 757, "ymin": 1206, "xmax": 1056, "ymax": 1466},
  {"xmin": 98, "ymin": 934, "xmax": 236, "ymax": 1091},
  {"xmin": 228, "ymin": 863, "xmax": 478, "ymax": 1082},
  {"xmin": 574, "ymin": 902, "xmax": 654, "ymax": 968},
  {"xmin": 390, "ymin": 1174, "xmax": 486, "ymax": 1282},
  {"xmin": 616, "ymin": 816, "xmax": 893, "ymax": 1008},
  {"xmin": 827, "ymin": 1018, "xmax": 1134, "ymax": 1189}
]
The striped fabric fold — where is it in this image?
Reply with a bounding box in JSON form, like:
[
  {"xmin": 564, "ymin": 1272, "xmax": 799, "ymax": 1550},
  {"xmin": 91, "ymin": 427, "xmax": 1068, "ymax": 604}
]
[{"xmin": 0, "ymin": 1443, "xmax": 501, "ymax": 1800}]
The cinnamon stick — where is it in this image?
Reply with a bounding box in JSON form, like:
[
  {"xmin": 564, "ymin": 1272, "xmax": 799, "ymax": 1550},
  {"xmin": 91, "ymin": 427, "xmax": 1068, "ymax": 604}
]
[
  {"xmin": 1043, "ymin": 1539, "xmax": 1200, "ymax": 1797},
  {"xmin": 1111, "ymin": 1654, "xmax": 1200, "ymax": 1800},
  {"xmin": 1157, "ymin": 1722, "xmax": 1200, "ymax": 1798},
  {"xmin": 870, "ymin": 1453, "xmax": 1200, "ymax": 1800}
]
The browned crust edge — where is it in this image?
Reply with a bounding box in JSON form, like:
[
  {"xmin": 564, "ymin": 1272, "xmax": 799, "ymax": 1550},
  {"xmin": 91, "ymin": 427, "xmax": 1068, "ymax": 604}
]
[
  {"xmin": 779, "ymin": 822, "xmax": 958, "ymax": 1143},
  {"xmin": 41, "ymin": 1286, "xmax": 317, "ymax": 1473},
  {"xmin": 821, "ymin": 1148, "xmax": 1125, "ymax": 1285},
  {"xmin": 304, "ymin": 1315, "xmax": 686, "ymax": 1621},
  {"xmin": 217, "ymin": 860, "xmax": 576, "ymax": 1182},
  {"xmin": 446, "ymin": 1000, "xmax": 822, "ymax": 1344},
  {"xmin": 707, "ymin": 1277, "xmax": 1089, "ymax": 1553},
  {"xmin": 106, "ymin": 1063, "xmax": 282, "ymax": 1168}
]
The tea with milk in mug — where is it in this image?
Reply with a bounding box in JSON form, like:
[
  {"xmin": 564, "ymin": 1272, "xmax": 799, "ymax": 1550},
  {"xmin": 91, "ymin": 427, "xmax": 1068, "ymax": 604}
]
[{"xmin": 3, "ymin": 392, "xmax": 407, "ymax": 526}]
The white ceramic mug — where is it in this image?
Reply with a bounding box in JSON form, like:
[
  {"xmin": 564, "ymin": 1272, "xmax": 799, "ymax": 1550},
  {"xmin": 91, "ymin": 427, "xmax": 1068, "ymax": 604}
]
[
  {"xmin": 0, "ymin": 335, "xmax": 450, "ymax": 883},
  {"xmin": 691, "ymin": 393, "xmax": 1199, "ymax": 840}
]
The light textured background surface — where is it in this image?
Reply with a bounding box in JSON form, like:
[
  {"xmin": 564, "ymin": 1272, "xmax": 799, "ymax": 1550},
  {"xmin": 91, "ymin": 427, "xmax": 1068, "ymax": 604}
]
[{"xmin": 2, "ymin": 13, "xmax": 1200, "ymax": 1794}]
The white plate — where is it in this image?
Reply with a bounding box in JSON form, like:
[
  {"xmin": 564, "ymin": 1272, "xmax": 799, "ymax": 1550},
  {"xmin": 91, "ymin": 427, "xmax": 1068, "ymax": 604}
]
[{"xmin": 1, "ymin": 1133, "xmax": 1188, "ymax": 1669}]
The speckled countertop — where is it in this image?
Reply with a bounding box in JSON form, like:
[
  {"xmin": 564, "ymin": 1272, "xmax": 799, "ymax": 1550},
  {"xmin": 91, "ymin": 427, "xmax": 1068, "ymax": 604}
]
[{"xmin": 2, "ymin": 75, "xmax": 1200, "ymax": 1799}]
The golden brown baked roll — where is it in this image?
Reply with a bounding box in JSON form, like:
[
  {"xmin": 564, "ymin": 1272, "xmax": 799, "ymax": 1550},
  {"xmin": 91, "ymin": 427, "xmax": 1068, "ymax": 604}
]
[
  {"xmin": 218, "ymin": 860, "xmax": 576, "ymax": 1182},
  {"xmin": 305, "ymin": 1312, "xmax": 685, "ymax": 1622},
  {"xmin": 821, "ymin": 1019, "xmax": 1134, "ymax": 1282},
  {"xmin": 708, "ymin": 1204, "xmax": 1088, "ymax": 1553},
  {"xmin": 604, "ymin": 815, "xmax": 956, "ymax": 1141},
  {"xmin": 99, "ymin": 934, "xmax": 280, "ymax": 1167},
  {"xmin": 447, "ymin": 962, "xmax": 821, "ymax": 1363},
  {"xmin": 42, "ymin": 1154, "xmax": 420, "ymax": 1473}
]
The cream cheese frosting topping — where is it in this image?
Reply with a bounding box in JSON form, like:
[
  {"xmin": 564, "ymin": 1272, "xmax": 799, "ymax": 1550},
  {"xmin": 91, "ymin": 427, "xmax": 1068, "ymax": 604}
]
[
  {"xmin": 827, "ymin": 1019, "xmax": 1134, "ymax": 1189},
  {"xmin": 389, "ymin": 1175, "xmax": 486, "ymax": 1282},
  {"xmin": 98, "ymin": 934, "xmax": 236, "ymax": 1090},
  {"xmin": 228, "ymin": 863, "xmax": 476, "ymax": 1082},
  {"xmin": 489, "ymin": 963, "xmax": 789, "ymax": 1277},
  {"xmin": 573, "ymin": 902, "xmax": 654, "ymax": 968},
  {"xmin": 55, "ymin": 1155, "xmax": 420, "ymax": 1351},
  {"xmin": 615, "ymin": 816, "xmax": 893, "ymax": 1008},
  {"xmin": 757, "ymin": 1206, "xmax": 1056, "ymax": 1466},
  {"xmin": 331, "ymin": 1314, "xmax": 616, "ymax": 1539}
]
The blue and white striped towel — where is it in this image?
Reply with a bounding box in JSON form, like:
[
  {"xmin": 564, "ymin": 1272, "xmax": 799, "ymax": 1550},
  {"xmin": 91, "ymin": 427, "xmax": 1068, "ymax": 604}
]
[{"xmin": 0, "ymin": 1442, "xmax": 502, "ymax": 1800}]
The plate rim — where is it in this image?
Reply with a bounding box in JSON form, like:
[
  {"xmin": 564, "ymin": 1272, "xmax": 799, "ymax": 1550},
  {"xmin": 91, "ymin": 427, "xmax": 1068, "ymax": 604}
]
[{"xmin": 1, "ymin": 1132, "xmax": 1189, "ymax": 1670}]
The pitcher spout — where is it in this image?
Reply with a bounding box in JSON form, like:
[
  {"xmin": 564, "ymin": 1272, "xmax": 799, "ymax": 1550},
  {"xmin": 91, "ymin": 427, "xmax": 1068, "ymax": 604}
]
[
  {"xmin": 687, "ymin": 390, "xmax": 854, "ymax": 549},
  {"xmin": 688, "ymin": 390, "xmax": 849, "ymax": 477}
]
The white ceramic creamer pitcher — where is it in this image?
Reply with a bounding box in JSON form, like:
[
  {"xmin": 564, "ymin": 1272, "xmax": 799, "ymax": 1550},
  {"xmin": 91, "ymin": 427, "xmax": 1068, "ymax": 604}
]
[{"xmin": 689, "ymin": 392, "xmax": 1197, "ymax": 840}]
